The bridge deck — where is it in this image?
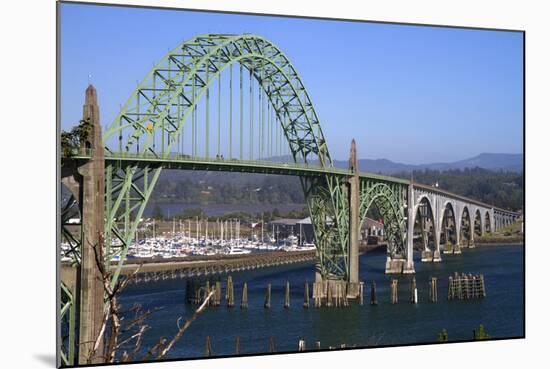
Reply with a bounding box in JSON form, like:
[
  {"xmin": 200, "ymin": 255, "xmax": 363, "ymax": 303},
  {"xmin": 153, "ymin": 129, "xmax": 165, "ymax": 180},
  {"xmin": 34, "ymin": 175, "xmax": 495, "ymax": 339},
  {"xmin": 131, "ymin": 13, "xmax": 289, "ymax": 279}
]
[{"xmin": 65, "ymin": 152, "xmax": 519, "ymax": 216}]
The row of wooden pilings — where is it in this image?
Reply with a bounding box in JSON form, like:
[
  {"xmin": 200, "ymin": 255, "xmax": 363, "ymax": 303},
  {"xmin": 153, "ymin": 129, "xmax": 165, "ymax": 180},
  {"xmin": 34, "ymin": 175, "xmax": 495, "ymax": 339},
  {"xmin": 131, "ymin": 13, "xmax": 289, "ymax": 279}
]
[
  {"xmin": 186, "ymin": 273, "xmax": 485, "ymax": 308},
  {"xmin": 448, "ymin": 273, "xmax": 486, "ymax": 300},
  {"xmin": 186, "ymin": 277, "xmax": 365, "ymax": 308},
  {"xmin": 388, "ymin": 274, "xmax": 485, "ymax": 304}
]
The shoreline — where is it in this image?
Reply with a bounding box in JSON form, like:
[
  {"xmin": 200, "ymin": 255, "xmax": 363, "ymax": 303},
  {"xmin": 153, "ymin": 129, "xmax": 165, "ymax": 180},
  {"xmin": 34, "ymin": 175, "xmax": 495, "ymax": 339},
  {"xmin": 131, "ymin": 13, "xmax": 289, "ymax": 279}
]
[
  {"xmin": 475, "ymin": 235, "xmax": 524, "ymax": 246},
  {"xmin": 475, "ymin": 239, "xmax": 524, "ymax": 246}
]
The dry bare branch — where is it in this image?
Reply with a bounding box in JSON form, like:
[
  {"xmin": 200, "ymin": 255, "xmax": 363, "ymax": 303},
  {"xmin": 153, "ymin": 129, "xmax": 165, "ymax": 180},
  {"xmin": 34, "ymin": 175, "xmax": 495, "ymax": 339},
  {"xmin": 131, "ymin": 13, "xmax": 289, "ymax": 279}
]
[{"xmin": 156, "ymin": 290, "xmax": 216, "ymax": 360}]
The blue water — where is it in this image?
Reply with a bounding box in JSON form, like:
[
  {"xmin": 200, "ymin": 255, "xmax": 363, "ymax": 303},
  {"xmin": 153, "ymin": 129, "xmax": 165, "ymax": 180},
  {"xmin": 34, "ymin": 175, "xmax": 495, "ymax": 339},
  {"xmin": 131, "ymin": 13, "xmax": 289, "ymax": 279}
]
[{"xmin": 119, "ymin": 244, "xmax": 524, "ymax": 360}]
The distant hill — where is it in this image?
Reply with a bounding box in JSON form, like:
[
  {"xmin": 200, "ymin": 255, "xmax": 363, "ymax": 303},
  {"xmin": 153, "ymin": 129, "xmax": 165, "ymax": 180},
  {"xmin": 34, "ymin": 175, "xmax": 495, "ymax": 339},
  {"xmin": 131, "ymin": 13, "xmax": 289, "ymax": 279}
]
[
  {"xmin": 150, "ymin": 152, "xmax": 523, "ymax": 211},
  {"xmin": 332, "ymin": 153, "xmax": 523, "ymax": 174}
]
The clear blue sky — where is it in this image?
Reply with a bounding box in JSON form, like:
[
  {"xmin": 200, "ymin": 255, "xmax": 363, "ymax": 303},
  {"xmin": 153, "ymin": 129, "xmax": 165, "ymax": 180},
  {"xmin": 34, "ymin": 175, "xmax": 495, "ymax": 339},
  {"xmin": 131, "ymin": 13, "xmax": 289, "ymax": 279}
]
[{"xmin": 60, "ymin": 3, "xmax": 523, "ymax": 164}]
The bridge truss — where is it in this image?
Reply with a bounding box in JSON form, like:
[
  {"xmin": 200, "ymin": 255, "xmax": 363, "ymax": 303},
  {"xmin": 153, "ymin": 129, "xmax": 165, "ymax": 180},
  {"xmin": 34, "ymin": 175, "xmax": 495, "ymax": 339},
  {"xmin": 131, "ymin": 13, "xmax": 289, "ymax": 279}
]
[{"xmin": 98, "ymin": 33, "xmax": 407, "ymax": 285}]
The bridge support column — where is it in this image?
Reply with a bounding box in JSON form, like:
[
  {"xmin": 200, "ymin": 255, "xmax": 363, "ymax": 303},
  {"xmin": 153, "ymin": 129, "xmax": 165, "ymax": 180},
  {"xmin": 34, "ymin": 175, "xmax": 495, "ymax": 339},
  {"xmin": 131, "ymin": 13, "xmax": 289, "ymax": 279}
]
[
  {"xmin": 469, "ymin": 226, "xmax": 476, "ymax": 248},
  {"xmin": 347, "ymin": 139, "xmax": 360, "ymax": 296},
  {"xmin": 77, "ymin": 85, "xmax": 105, "ymax": 364},
  {"xmin": 433, "ymin": 231, "xmax": 442, "ymax": 262},
  {"xmin": 403, "ymin": 183, "xmax": 415, "ymax": 274}
]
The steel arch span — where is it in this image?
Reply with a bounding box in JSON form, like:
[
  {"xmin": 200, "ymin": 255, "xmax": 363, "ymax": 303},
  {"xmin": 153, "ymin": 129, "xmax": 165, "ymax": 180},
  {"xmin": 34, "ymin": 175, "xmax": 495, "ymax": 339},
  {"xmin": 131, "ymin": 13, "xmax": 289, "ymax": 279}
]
[{"xmin": 101, "ymin": 34, "xmax": 363, "ymax": 284}]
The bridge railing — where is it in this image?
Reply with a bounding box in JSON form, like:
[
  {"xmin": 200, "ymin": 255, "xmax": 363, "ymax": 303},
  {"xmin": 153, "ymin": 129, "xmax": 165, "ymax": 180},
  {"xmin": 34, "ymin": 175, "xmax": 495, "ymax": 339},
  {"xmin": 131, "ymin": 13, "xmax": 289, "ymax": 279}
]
[{"xmin": 102, "ymin": 150, "xmax": 354, "ymax": 175}]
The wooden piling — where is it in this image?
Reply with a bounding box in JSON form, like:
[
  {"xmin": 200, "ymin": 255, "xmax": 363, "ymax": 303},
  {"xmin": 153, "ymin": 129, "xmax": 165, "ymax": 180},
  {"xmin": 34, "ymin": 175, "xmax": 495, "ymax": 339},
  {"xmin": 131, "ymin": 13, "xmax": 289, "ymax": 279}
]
[
  {"xmin": 410, "ymin": 277, "xmax": 417, "ymax": 304},
  {"xmin": 241, "ymin": 282, "xmax": 248, "ymax": 309},
  {"xmin": 313, "ymin": 282, "xmax": 322, "ymax": 308},
  {"xmin": 205, "ymin": 280, "xmax": 210, "ymax": 305},
  {"xmin": 370, "ymin": 281, "xmax": 378, "ymax": 305},
  {"xmin": 284, "ymin": 281, "xmax": 290, "ymax": 308},
  {"xmin": 469, "ymin": 275, "xmax": 473, "ymax": 298},
  {"xmin": 227, "ymin": 275, "xmax": 234, "ymax": 308},
  {"xmin": 195, "ymin": 281, "xmax": 201, "ymax": 305},
  {"xmin": 268, "ymin": 336, "xmax": 275, "ymax": 353},
  {"xmin": 303, "ymin": 282, "xmax": 310, "ymax": 308},
  {"xmin": 215, "ymin": 281, "xmax": 221, "ymax": 306},
  {"xmin": 359, "ymin": 282, "xmax": 364, "ymax": 306},
  {"xmin": 430, "ymin": 277, "xmax": 438, "ymax": 303},
  {"xmin": 447, "ymin": 273, "xmax": 485, "ymax": 300},
  {"xmin": 264, "ymin": 283, "xmax": 271, "ymax": 309},
  {"xmin": 480, "ymin": 274, "xmax": 486, "ymax": 297},
  {"xmin": 327, "ymin": 283, "xmax": 333, "ymax": 307},
  {"xmin": 343, "ymin": 283, "xmax": 349, "ymax": 307},
  {"xmin": 390, "ymin": 279, "xmax": 398, "ymax": 304},
  {"xmin": 235, "ymin": 336, "xmax": 240, "ymax": 354},
  {"xmin": 315, "ymin": 341, "xmax": 321, "ymax": 350},
  {"xmin": 205, "ymin": 336, "xmax": 213, "ymax": 357}
]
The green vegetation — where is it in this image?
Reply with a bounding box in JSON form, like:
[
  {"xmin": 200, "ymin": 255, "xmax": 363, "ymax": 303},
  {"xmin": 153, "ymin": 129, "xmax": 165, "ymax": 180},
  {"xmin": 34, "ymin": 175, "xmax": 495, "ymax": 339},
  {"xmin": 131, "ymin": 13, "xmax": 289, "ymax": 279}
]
[
  {"xmin": 477, "ymin": 220, "xmax": 523, "ymax": 242},
  {"xmin": 436, "ymin": 325, "xmax": 491, "ymax": 343},
  {"xmin": 149, "ymin": 167, "xmax": 523, "ymax": 212},
  {"xmin": 437, "ymin": 329, "xmax": 449, "ymax": 342},
  {"xmin": 473, "ymin": 324, "xmax": 491, "ymax": 340},
  {"xmin": 151, "ymin": 174, "xmax": 305, "ymax": 205},
  {"xmin": 149, "ymin": 205, "xmax": 309, "ymax": 222},
  {"xmin": 61, "ymin": 118, "xmax": 92, "ymax": 157}
]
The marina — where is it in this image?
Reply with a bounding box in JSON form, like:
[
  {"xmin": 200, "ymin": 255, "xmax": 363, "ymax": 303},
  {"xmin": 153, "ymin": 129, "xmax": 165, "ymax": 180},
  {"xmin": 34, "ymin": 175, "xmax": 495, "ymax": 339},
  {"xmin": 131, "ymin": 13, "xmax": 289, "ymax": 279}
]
[{"xmin": 61, "ymin": 217, "xmax": 318, "ymax": 263}]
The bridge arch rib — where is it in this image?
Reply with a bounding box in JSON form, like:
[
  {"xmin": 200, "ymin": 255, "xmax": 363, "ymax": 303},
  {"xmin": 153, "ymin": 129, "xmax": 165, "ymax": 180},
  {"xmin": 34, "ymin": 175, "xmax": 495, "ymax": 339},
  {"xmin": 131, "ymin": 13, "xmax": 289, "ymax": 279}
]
[
  {"xmin": 103, "ymin": 33, "xmax": 330, "ymax": 166},
  {"xmin": 438, "ymin": 200, "xmax": 458, "ymax": 251},
  {"xmin": 359, "ymin": 181, "xmax": 407, "ymax": 258},
  {"xmin": 483, "ymin": 209, "xmax": 493, "ymax": 233},
  {"xmin": 411, "ymin": 193, "xmax": 438, "ymax": 258},
  {"xmin": 474, "ymin": 208, "xmax": 483, "ymax": 237},
  {"xmin": 101, "ymin": 34, "xmax": 353, "ymax": 285}
]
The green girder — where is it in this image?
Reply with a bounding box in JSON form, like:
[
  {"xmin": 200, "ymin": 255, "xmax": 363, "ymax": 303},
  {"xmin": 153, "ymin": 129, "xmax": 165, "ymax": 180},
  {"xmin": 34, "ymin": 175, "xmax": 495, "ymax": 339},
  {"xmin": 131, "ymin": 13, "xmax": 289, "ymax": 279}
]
[
  {"xmin": 102, "ymin": 34, "xmax": 350, "ymax": 284},
  {"xmin": 60, "ymin": 281, "xmax": 76, "ymax": 366},
  {"xmin": 358, "ymin": 180, "xmax": 408, "ymax": 258}
]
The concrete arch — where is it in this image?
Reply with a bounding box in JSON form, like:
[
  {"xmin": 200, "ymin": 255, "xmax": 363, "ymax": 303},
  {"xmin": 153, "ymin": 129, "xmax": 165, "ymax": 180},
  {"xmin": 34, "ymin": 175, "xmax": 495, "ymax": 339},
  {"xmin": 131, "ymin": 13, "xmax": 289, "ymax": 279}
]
[
  {"xmin": 438, "ymin": 200, "xmax": 458, "ymax": 251},
  {"xmin": 484, "ymin": 210, "xmax": 492, "ymax": 233},
  {"xmin": 412, "ymin": 193, "xmax": 434, "ymax": 225},
  {"xmin": 458, "ymin": 205, "xmax": 473, "ymax": 247},
  {"xmin": 473, "ymin": 208, "xmax": 483, "ymax": 236},
  {"xmin": 412, "ymin": 193, "xmax": 440, "ymax": 261}
]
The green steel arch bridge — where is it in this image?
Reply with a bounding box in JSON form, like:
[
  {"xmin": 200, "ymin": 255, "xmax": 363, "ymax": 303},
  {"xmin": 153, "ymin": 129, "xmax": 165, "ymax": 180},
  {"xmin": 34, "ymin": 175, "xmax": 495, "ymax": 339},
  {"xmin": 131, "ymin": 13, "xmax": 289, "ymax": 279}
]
[{"xmin": 59, "ymin": 34, "xmax": 520, "ymax": 365}]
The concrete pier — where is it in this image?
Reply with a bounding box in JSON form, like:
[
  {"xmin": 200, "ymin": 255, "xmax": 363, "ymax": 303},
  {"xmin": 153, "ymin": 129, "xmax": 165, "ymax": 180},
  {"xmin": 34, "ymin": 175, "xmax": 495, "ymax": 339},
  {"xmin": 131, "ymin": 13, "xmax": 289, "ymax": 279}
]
[
  {"xmin": 385, "ymin": 256, "xmax": 407, "ymax": 273},
  {"xmin": 348, "ymin": 139, "xmax": 360, "ymax": 297},
  {"xmin": 77, "ymin": 85, "xmax": 105, "ymax": 364}
]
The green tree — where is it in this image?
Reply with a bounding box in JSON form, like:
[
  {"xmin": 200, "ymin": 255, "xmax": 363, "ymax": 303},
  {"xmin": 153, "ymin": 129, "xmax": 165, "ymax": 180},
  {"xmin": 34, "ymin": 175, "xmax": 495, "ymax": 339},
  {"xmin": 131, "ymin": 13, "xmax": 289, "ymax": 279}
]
[
  {"xmin": 61, "ymin": 118, "xmax": 93, "ymax": 157},
  {"xmin": 437, "ymin": 329, "xmax": 448, "ymax": 342},
  {"xmin": 473, "ymin": 324, "xmax": 491, "ymax": 340}
]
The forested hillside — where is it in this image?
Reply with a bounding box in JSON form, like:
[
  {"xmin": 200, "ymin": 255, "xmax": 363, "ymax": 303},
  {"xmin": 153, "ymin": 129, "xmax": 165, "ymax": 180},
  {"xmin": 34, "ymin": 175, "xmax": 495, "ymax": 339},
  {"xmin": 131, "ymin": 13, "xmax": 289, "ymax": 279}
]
[
  {"xmin": 393, "ymin": 168, "xmax": 523, "ymax": 211},
  {"xmin": 150, "ymin": 167, "xmax": 523, "ymax": 211}
]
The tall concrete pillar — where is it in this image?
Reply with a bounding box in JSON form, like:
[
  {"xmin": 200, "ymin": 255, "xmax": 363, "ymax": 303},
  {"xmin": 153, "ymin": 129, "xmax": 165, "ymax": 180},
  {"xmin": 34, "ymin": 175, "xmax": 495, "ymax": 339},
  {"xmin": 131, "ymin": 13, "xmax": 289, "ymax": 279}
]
[
  {"xmin": 469, "ymin": 209, "xmax": 476, "ymax": 248},
  {"xmin": 77, "ymin": 85, "xmax": 105, "ymax": 364},
  {"xmin": 433, "ymin": 224, "xmax": 442, "ymax": 262},
  {"xmin": 403, "ymin": 183, "xmax": 415, "ymax": 273},
  {"xmin": 348, "ymin": 139, "xmax": 360, "ymax": 290}
]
